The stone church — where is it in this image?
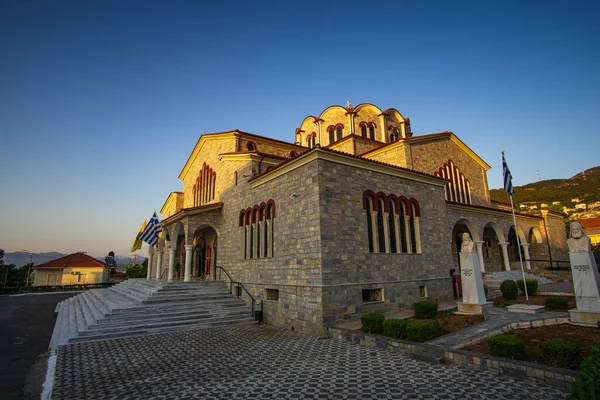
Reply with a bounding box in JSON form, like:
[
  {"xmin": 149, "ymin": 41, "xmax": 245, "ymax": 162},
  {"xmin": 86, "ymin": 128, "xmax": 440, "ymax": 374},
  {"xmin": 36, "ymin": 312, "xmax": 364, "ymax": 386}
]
[{"xmin": 148, "ymin": 103, "xmax": 568, "ymax": 335}]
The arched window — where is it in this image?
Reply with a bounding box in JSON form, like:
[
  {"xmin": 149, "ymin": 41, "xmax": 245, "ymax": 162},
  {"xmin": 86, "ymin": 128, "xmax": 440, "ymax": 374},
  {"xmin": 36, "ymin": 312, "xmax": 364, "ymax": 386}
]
[
  {"xmin": 311, "ymin": 133, "xmax": 316, "ymax": 148},
  {"xmin": 435, "ymin": 160, "xmax": 471, "ymax": 205},
  {"xmin": 195, "ymin": 163, "xmax": 217, "ymax": 206},
  {"xmin": 307, "ymin": 135, "xmax": 312, "ymax": 149},
  {"xmin": 388, "ymin": 199, "xmax": 397, "ymax": 253},
  {"xmin": 336, "ymin": 125, "xmax": 343, "ymax": 141},
  {"xmin": 377, "ymin": 198, "xmax": 386, "ymax": 252},
  {"xmin": 365, "ymin": 196, "xmax": 374, "ymax": 252},
  {"xmin": 360, "ymin": 123, "xmax": 367, "ymax": 138},
  {"xmin": 398, "ymin": 201, "xmax": 408, "ymax": 253},
  {"xmin": 246, "ymin": 141, "xmax": 256, "ymax": 151},
  {"xmin": 290, "ymin": 151, "xmax": 298, "ymax": 158},
  {"xmin": 328, "ymin": 126, "xmax": 335, "ymax": 144},
  {"xmin": 368, "ymin": 124, "xmax": 375, "ymax": 140}
]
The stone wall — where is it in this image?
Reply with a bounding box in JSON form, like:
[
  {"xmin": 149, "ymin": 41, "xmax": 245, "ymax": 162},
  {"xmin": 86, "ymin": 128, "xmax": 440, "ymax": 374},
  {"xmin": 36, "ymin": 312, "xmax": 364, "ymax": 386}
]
[
  {"xmin": 316, "ymin": 158, "xmax": 454, "ymax": 326},
  {"xmin": 542, "ymin": 211, "xmax": 569, "ymax": 262},
  {"xmin": 407, "ymin": 137, "xmax": 490, "ymax": 207}
]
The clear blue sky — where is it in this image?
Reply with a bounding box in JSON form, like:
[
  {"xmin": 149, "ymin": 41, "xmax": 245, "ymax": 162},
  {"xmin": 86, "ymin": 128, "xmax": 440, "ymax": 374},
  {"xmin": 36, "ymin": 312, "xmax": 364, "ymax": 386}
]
[{"xmin": 1, "ymin": 0, "xmax": 598, "ymax": 258}]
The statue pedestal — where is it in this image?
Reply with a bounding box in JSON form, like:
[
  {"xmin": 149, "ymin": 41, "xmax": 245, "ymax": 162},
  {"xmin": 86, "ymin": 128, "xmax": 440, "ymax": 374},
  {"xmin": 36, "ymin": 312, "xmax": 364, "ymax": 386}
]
[
  {"xmin": 568, "ymin": 251, "xmax": 600, "ymax": 325},
  {"xmin": 456, "ymin": 252, "xmax": 493, "ymax": 315}
]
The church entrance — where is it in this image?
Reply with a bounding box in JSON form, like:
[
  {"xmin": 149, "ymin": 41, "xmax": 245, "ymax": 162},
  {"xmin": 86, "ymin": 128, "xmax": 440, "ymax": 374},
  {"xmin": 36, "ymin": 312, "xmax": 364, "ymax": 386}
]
[{"xmin": 192, "ymin": 225, "xmax": 217, "ymax": 280}]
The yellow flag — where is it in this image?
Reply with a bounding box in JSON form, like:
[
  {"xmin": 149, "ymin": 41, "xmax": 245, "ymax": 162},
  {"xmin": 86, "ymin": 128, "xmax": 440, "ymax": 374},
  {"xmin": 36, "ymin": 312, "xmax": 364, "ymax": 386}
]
[{"xmin": 130, "ymin": 219, "xmax": 148, "ymax": 253}]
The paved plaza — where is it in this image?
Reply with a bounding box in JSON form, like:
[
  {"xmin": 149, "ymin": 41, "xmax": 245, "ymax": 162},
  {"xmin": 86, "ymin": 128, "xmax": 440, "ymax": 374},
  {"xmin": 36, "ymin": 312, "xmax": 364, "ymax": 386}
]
[{"xmin": 52, "ymin": 324, "xmax": 567, "ymax": 400}]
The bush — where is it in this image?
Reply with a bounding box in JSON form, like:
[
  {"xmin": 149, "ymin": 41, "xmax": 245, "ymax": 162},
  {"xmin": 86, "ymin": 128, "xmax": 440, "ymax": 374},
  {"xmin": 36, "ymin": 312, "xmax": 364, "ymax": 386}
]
[
  {"xmin": 406, "ymin": 322, "xmax": 436, "ymax": 342},
  {"xmin": 500, "ymin": 280, "xmax": 519, "ymax": 300},
  {"xmin": 516, "ymin": 278, "xmax": 539, "ymax": 295},
  {"xmin": 568, "ymin": 345, "xmax": 600, "ymax": 399},
  {"xmin": 483, "ymin": 284, "xmax": 488, "ymax": 299},
  {"xmin": 383, "ymin": 318, "xmax": 408, "ymax": 339},
  {"xmin": 539, "ymin": 340, "xmax": 581, "ymax": 369},
  {"xmin": 361, "ymin": 312, "xmax": 385, "ymax": 334},
  {"xmin": 413, "ymin": 300, "xmax": 438, "ymax": 319},
  {"xmin": 487, "ymin": 335, "xmax": 525, "ymax": 360},
  {"xmin": 545, "ymin": 296, "xmax": 569, "ymax": 310}
]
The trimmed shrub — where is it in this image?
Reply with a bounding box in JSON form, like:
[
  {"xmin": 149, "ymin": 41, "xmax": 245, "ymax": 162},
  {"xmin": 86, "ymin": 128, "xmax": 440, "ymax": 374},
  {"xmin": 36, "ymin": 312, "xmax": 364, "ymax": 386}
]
[
  {"xmin": 483, "ymin": 284, "xmax": 488, "ymax": 299},
  {"xmin": 413, "ymin": 300, "xmax": 438, "ymax": 319},
  {"xmin": 361, "ymin": 312, "xmax": 385, "ymax": 334},
  {"xmin": 516, "ymin": 278, "xmax": 539, "ymax": 295},
  {"xmin": 487, "ymin": 335, "xmax": 525, "ymax": 360},
  {"xmin": 568, "ymin": 345, "xmax": 600, "ymax": 399},
  {"xmin": 539, "ymin": 340, "xmax": 581, "ymax": 369},
  {"xmin": 406, "ymin": 322, "xmax": 436, "ymax": 342},
  {"xmin": 383, "ymin": 318, "xmax": 408, "ymax": 339},
  {"xmin": 545, "ymin": 296, "xmax": 569, "ymax": 310},
  {"xmin": 500, "ymin": 280, "xmax": 519, "ymax": 300}
]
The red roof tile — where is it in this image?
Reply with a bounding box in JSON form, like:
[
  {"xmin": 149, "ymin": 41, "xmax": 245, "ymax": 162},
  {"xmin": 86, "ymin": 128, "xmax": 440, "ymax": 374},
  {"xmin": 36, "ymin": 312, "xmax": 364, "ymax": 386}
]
[
  {"xmin": 579, "ymin": 217, "xmax": 600, "ymax": 230},
  {"xmin": 33, "ymin": 252, "xmax": 110, "ymax": 270}
]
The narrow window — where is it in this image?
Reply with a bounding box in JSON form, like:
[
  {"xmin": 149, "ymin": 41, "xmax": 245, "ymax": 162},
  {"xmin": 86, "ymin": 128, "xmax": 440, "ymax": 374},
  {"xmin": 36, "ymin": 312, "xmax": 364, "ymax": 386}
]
[
  {"xmin": 377, "ymin": 198, "xmax": 386, "ymax": 252},
  {"xmin": 311, "ymin": 134, "xmax": 316, "ymax": 148},
  {"xmin": 369, "ymin": 124, "xmax": 375, "ymax": 140},
  {"xmin": 328, "ymin": 128, "xmax": 335, "ymax": 144},
  {"xmin": 234, "ymin": 171, "xmax": 238, "ymax": 186},
  {"xmin": 410, "ymin": 204, "xmax": 417, "ymax": 254},
  {"xmin": 249, "ymin": 225, "xmax": 254, "ymax": 259},
  {"xmin": 247, "ymin": 142, "xmax": 256, "ymax": 151},
  {"xmin": 361, "ymin": 124, "xmax": 367, "ymax": 137},
  {"xmin": 256, "ymin": 221, "xmax": 261, "ymax": 258},
  {"xmin": 366, "ymin": 198, "xmax": 374, "ymax": 252},
  {"xmin": 399, "ymin": 204, "xmax": 408, "ymax": 253},
  {"xmin": 419, "ymin": 286, "xmax": 427, "ymax": 298},
  {"xmin": 336, "ymin": 125, "xmax": 343, "ymax": 141},
  {"xmin": 388, "ymin": 200, "xmax": 397, "ymax": 253}
]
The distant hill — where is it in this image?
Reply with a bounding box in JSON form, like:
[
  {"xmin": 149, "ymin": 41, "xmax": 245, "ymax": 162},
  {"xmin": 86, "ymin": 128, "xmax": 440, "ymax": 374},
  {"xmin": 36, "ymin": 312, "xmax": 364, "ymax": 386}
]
[
  {"xmin": 3, "ymin": 251, "xmax": 145, "ymax": 268},
  {"xmin": 490, "ymin": 166, "xmax": 600, "ymax": 207}
]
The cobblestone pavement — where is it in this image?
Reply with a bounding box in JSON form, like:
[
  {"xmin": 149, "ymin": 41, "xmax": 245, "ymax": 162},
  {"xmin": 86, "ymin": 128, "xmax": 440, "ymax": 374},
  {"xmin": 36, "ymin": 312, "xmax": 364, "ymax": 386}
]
[
  {"xmin": 538, "ymin": 282, "xmax": 574, "ymax": 294},
  {"xmin": 52, "ymin": 324, "xmax": 567, "ymax": 400}
]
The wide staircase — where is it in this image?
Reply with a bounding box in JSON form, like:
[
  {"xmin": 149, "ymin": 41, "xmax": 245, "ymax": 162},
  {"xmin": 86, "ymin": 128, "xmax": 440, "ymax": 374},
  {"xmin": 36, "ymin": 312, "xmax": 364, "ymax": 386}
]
[{"xmin": 49, "ymin": 279, "xmax": 255, "ymax": 349}]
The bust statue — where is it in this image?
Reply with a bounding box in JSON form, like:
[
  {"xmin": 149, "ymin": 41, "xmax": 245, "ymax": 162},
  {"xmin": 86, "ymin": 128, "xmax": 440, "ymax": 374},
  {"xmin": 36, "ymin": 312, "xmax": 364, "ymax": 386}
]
[
  {"xmin": 460, "ymin": 232, "xmax": 475, "ymax": 253},
  {"xmin": 568, "ymin": 221, "xmax": 591, "ymax": 253}
]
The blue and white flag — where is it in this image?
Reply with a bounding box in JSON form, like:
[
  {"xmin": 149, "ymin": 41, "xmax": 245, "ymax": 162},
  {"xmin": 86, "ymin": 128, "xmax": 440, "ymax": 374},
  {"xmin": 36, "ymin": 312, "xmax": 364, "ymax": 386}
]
[
  {"xmin": 502, "ymin": 151, "xmax": 514, "ymax": 196},
  {"xmin": 139, "ymin": 212, "xmax": 162, "ymax": 246}
]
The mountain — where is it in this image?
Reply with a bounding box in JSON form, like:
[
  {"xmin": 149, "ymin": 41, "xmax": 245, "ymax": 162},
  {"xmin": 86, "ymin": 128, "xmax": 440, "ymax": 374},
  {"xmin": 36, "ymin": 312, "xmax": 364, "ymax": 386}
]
[
  {"xmin": 3, "ymin": 251, "xmax": 144, "ymax": 268},
  {"xmin": 490, "ymin": 166, "xmax": 600, "ymax": 208}
]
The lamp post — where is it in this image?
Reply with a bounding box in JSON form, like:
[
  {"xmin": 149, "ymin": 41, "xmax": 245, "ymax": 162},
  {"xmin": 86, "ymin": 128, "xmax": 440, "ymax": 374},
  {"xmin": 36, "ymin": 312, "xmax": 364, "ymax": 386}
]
[{"xmin": 21, "ymin": 249, "xmax": 33, "ymax": 287}]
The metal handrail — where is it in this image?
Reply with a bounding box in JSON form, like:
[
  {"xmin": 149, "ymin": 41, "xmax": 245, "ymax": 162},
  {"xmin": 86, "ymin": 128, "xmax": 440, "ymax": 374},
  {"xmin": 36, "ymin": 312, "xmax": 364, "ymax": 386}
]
[
  {"xmin": 160, "ymin": 268, "xmax": 169, "ymax": 280},
  {"xmin": 216, "ymin": 266, "xmax": 262, "ymax": 318}
]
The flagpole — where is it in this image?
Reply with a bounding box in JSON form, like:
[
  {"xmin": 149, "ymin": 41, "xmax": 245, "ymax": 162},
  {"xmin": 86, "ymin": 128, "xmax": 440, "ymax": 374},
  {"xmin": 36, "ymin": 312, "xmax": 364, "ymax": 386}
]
[
  {"xmin": 503, "ymin": 150, "xmax": 529, "ymax": 304},
  {"xmin": 509, "ymin": 195, "xmax": 529, "ymax": 304}
]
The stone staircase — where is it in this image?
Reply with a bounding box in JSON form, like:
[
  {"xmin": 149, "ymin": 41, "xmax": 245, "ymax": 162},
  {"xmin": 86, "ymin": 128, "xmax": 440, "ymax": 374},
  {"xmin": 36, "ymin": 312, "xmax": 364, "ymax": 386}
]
[
  {"xmin": 482, "ymin": 271, "xmax": 553, "ymax": 289},
  {"xmin": 49, "ymin": 279, "xmax": 256, "ymax": 349}
]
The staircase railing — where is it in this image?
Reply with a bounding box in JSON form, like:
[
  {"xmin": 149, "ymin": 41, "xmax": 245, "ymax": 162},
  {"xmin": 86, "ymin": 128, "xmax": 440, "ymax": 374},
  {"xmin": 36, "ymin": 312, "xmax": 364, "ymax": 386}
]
[
  {"xmin": 160, "ymin": 268, "xmax": 169, "ymax": 280},
  {"xmin": 215, "ymin": 266, "xmax": 262, "ymax": 319}
]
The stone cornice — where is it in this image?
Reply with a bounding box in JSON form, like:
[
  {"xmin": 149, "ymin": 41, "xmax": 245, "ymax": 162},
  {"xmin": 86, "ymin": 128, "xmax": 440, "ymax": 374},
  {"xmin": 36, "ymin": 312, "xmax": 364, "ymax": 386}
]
[
  {"xmin": 250, "ymin": 147, "xmax": 446, "ymax": 188},
  {"xmin": 161, "ymin": 202, "xmax": 223, "ymax": 226},
  {"xmin": 446, "ymin": 201, "xmax": 543, "ymax": 221}
]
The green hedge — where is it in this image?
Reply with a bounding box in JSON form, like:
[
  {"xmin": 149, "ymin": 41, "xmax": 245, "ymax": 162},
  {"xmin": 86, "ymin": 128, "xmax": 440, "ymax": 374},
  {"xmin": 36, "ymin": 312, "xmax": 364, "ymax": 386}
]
[
  {"xmin": 361, "ymin": 312, "xmax": 385, "ymax": 334},
  {"xmin": 500, "ymin": 280, "xmax": 519, "ymax": 300},
  {"xmin": 539, "ymin": 340, "xmax": 581, "ymax": 369},
  {"xmin": 383, "ymin": 319, "xmax": 408, "ymax": 339},
  {"xmin": 545, "ymin": 296, "xmax": 569, "ymax": 310},
  {"xmin": 413, "ymin": 300, "xmax": 438, "ymax": 319},
  {"xmin": 487, "ymin": 335, "xmax": 525, "ymax": 360},
  {"xmin": 568, "ymin": 345, "xmax": 600, "ymax": 399},
  {"xmin": 516, "ymin": 278, "xmax": 539, "ymax": 295},
  {"xmin": 406, "ymin": 322, "xmax": 437, "ymax": 342}
]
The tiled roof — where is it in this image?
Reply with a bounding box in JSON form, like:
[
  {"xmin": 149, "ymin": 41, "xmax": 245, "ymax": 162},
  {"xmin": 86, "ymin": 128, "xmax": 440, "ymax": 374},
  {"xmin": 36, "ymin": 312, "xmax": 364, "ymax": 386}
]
[
  {"xmin": 34, "ymin": 252, "xmax": 110, "ymax": 270},
  {"xmin": 579, "ymin": 217, "xmax": 600, "ymax": 231}
]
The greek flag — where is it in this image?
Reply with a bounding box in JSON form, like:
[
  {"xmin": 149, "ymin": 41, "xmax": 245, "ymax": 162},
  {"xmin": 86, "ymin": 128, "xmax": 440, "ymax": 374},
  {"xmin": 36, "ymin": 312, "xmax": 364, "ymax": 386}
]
[
  {"xmin": 139, "ymin": 212, "xmax": 162, "ymax": 246},
  {"xmin": 502, "ymin": 151, "xmax": 514, "ymax": 196}
]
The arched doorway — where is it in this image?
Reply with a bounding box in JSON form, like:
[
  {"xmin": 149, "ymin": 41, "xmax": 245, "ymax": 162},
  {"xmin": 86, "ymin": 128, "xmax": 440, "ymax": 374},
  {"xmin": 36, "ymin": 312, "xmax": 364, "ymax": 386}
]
[{"xmin": 192, "ymin": 224, "xmax": 218, "ymax": 280}]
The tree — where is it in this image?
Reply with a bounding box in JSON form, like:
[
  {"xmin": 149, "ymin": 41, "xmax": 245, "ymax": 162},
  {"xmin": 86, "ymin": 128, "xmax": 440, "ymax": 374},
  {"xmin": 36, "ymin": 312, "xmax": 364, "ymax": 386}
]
[
  {"xmin": 124, "ymin": 263, "xmax": 147, "ymax": 279},
  {"xmin": 0, "ymin": 249, "xmax": 25, "ymax": 288}
]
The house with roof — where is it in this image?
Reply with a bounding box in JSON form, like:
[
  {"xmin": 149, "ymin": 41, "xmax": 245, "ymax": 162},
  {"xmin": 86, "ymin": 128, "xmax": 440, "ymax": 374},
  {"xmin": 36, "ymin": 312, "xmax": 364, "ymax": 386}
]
[
  {"xmin": 147, "ymin": 102, "xmax": 569, "ymax": 335},
  {"xmin": 578, "ymin": 217, "xmax": 600, "ymax": 246},
  {"xmin": 32, "ymin": 252, "xmax": 110, "ymax": 286}
]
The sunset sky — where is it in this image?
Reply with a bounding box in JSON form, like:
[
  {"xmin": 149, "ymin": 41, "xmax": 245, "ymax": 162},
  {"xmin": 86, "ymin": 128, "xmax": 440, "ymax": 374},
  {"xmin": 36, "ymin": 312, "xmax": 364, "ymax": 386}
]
[{"xmin": 1, "ymin": 0, "xmax": 598, "ymax": 257}]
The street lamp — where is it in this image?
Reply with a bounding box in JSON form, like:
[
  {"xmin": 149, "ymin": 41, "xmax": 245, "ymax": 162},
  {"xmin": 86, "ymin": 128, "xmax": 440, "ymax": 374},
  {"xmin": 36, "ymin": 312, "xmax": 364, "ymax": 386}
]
[{"xmin": 21, "ymin": 249, "xmax": 33, "ymax": 287}]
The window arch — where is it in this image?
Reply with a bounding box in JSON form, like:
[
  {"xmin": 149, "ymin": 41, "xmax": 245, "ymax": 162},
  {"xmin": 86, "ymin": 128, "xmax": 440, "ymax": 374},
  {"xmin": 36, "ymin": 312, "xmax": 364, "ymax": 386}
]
[
  {"xmin": 389, "ymin": 128, "xmax": 400, "ymax": 142},
  {"xmin": 239, "ymin": 200, "xmax": 276, "ymax": 259},
  {"xmin": 246, "ymin": 141, "xmax": 257, "ymax": 151},
  {"xmin": 368, "ymin": 123, "xmax": 375, "ymax": 140},
  {"xmin": 362, "ymin": 191, "xmax": 420, "ymax": 254},
  {"xmin": 434, "ymin": 160, "xmax": 471, "ymax": 204},
  {"xmin": 290, "ymin": 151, "xmax": 298, "ymax": 158},
  {"xmin": 336, "ymin": 124, "xmax": 343, "ymax": 141},
  {"xmin": 328, "ymin": 126, "xmax": 335, "ymax": 144},
  {"xmin": 360, "ymin": 123, "xmax": 367, "ymax": 138},
  {"xmin": 195, "ymin": 162, "xmax": 217, "ymax": 206}
]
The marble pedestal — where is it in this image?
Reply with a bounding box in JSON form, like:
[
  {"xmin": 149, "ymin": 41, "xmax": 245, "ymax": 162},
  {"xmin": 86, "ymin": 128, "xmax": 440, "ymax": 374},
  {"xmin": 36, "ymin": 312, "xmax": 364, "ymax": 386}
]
[
  {"xmin": 568, "ymin": 251, "xmax": 600, "ymax": 325},
  {"xmin": 456, "ymin": 252, "xmax": 493, "ymax": 315}
]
